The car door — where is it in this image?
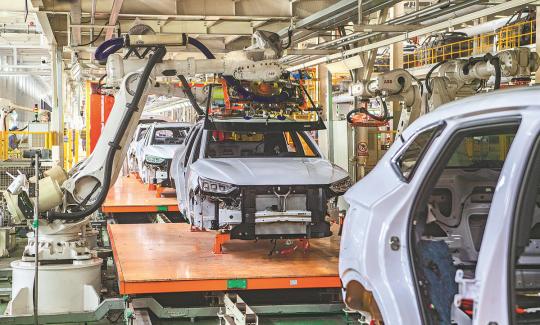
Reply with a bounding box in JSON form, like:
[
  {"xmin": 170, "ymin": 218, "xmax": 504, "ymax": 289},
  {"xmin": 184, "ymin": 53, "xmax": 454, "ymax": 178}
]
[
  {"xmin": 176, "ymin": 125, "xmax": 202, "ymax": 211},
  {"xmin": 469, "ymin": 109, "xmax": 540, "ymax": 324},
  {"xmin": 137, "ymin": 125, "xmax": 152, "ymax": 174}
]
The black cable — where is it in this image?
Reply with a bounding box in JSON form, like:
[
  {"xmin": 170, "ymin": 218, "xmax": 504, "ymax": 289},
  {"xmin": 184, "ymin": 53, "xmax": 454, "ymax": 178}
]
[
  {"xmin": 410, "ymin": 74, "xmax": 424, "ymax": 96},
  {"xmin": 24, "ymin": 0, "xmax": 29, "ymax": 23},
  {"xmin": 299, "ymin": 82, "xmax": 317, "ymax": 110},
  {"xmin": 490, "ymin": 56, "xmax": 502, "ymax": 90},
  {"xmin": 47, "ymin": 46, "xmax": 167, "ymax": 220},
  {"xmin": 77, "ymin": 28, "xmax": 105, "ymax": 47},
  {"xmin": 346, "ymin": 97, "xmax": 391, "ymax": 123},
  {"xmin": 425, "ymin": 60, "xmax": 447, "ymax": 95},
  {"xmin": 282, "ymin": 28, "xmax": 293, "ymax": 50},
  {"xmin": 97, "ymin": 74, "xmax": 107, "ymax": 95},
  {"xmin": 178, "ymin": 75, "xmax": 204, "ymax": 115}
]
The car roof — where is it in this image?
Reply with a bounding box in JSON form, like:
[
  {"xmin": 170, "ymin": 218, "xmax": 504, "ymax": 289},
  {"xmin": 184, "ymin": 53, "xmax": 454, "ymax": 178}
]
[{"xmin": 402, "ymin": 86, "xmax": 540, "ymax": 138}]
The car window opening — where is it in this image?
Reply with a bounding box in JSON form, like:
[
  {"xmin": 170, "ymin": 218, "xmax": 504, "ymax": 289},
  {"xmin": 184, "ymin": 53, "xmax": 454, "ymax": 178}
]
[
  {"xmin": 152, "ymin": 127, "xmax": 189, "ymax": 145},
  {"xmin": 205, "ymin": 131, "xmax": 320, "ymax": 158},
  {"xmin": 410, "ymin": 125, "xmax": 519, "ymax": 324}
]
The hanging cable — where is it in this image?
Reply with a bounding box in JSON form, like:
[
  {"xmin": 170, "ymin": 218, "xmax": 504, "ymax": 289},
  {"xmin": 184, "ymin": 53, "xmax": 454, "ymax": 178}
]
[
  {"xmin": 425, "ymin": 60, "xmax": 447, "ymax": 95},
  {"xmin": 346, "ymin": 97, "xmax": 391, "ymax": 123},
  {"xmin": 94, "ymin": 37, "xmax": 124, "ymax": 61},
  {"xmin": 282, "ymin": 27, "xmax": 293, "ymax": 50},
  {"xmin": 178, "ymin": 75, "xmax": 205, "ymax": 116},
  {"xmin": 77, "ymin": 28, "xmax": 105, "ymax": 47}
]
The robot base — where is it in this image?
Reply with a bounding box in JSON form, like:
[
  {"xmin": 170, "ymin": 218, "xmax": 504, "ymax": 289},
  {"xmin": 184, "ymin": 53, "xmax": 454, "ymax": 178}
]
[{"xmin": 5, "ymin": 258, "xmax": 102, "ymax": 316}]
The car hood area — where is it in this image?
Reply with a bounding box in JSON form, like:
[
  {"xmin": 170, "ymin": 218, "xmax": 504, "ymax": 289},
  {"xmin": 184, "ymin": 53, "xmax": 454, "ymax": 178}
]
[
  {"xmin": 143, "ymin": 145, "xmax": 182, "ymax": 160},
  {"xmin": 190, "ymin": 157, "xmax": 349, "ymax": 186}
]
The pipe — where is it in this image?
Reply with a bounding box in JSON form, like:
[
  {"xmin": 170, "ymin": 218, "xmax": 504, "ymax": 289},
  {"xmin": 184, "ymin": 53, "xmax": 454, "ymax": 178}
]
[
  {"xmin": 48, "ymin": 46, "xmax": 167, "ymax": 220},
  {"xmin": 90, "ymin": 0, "xmax": 97, "ymax": 41}
]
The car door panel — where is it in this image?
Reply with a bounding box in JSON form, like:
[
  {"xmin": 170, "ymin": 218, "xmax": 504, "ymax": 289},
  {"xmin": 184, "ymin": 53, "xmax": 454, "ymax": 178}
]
[
  {"xmin": 177, "ymin": 126, "xmax": 202, "ymax": 211},
  {"xmin": 473, "ymin": 111, "xmax": 540, "ymax": 324}
]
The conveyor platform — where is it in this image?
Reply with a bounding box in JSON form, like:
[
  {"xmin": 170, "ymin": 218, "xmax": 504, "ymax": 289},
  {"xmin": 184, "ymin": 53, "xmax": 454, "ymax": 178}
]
[
  {"xmin": 102, "ymin": 176, "xmax": 179, "ymax": 213},
  {"xmin": 108, "ymin": 223, "xmax": 341, "ymax": 295}
]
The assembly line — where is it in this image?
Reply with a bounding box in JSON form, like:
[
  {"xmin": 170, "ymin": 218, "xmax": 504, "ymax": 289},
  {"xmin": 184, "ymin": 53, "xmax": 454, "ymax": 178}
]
[{"xmin": 0, "ymin": 1, "xmax": 538, "ymax": 325}]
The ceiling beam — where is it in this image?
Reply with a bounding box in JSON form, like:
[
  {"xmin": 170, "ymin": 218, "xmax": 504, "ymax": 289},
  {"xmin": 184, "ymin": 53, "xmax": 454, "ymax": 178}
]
[
  {"xmin": 35, "ymin": 12, "xmax": 56, "ymax": 45},
  {"xmin": 352, "ymin": 24, "xmax": 424, "ymax": 32},
  {"xmin": 70, "ymin": 0, "xmax": 82, "ymax": 45},
  {"xmin": 105, "ymin": 0, "xmax": 124, "ymax": 40},
  {"xmin": 283, "ymin": 49, "xmax": 340, "ymax": 56}
]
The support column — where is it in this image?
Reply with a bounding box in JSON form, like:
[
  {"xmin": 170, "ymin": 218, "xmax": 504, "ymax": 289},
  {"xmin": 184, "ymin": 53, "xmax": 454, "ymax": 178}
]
[
  {"xmin": 389, "ymin": 3, "xmax": 404, "ymax": 131},
  {"xmin": 51, "ymin": 46, "xmax": 64, "ymax": 163},
  {"xmin": 325, "ymin": 69, "xmax": 334, "ymax": 163}
]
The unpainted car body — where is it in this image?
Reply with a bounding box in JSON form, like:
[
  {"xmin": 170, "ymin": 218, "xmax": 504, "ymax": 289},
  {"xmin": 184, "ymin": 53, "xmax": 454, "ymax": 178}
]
[
  {"xmin": 171, "ymin": 119, "xmax": 351, "ymax": 240},
  {"xmin": 136, "ymin": 122, "xmax": 192, "ymax": 186},
  {"xmin": 340, "ymin": 87, "xmax": 540, "ymax": 324}
]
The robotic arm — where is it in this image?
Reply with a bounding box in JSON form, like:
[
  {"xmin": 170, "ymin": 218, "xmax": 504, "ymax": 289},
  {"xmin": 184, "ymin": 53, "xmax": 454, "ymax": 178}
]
[
  {"xmin": 427, "ymin": 47, "xmax": 540, "ymax": 108},
  {"xmin": 347, "ymin": 47, "xmax": 539, "ymax": 134},
  {"xmin": 348, "ymin": 69, "xmax": 423, "ymax": 134}
]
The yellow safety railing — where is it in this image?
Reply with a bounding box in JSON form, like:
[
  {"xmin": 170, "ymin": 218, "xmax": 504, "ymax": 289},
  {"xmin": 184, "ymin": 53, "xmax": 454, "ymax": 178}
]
[
  {"xmin": 497, "ymin": 18, "xmax": 536, "ymax": 50},
  {"xmin": 404, "ymin": 18, "xmax": 536, "ymax": 68},
  {"xmin": 63, "ymin": 129, "xmax": 81, "ymax": 170},
  {"xmin": 0, "ymin": 131, "xmax": 54, "ymax": 160}
]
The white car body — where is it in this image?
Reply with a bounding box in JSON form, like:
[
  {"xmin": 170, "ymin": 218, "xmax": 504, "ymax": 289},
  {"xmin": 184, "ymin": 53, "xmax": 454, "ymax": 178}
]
[
  {"xmin": 171, "ymin": 119, "xmax": 350, "ymax": 240},
  {"xmin": 127, "ymin": 124, "xmax": 150, "ymax": 172},
  {"xmin": 340, "ymin": 87, "xmax": 540, "ymax": 325},
  {"xmin": 136, "ymin": 122, "xmax": 192, "ymax": 185}
]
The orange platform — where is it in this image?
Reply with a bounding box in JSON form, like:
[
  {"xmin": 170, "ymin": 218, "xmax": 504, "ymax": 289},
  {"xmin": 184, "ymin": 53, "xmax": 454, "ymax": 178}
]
[
  {"xmin": 102, "ymin": 176, "xmax": 179, "ymax": 213},
  {"xmin": 108, "ymin": 223, "xmax": 341, "ymax": 295}
]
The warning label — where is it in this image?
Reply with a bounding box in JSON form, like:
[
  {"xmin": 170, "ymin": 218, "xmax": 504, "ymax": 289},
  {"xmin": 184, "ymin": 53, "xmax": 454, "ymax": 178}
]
[{"xmin": 357, "ymin": 142, "xmax": 369, "ymax": 157}]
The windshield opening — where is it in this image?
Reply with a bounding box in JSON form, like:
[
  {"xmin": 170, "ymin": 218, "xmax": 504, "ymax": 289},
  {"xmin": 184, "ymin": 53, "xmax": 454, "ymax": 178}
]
[
  {"xmin": 151, "ymin": 127, "xmax": 189, "ymax": 145},
  {"xmin": 205, "ymin": 131, "xmax": 320, "ymax": 158}
]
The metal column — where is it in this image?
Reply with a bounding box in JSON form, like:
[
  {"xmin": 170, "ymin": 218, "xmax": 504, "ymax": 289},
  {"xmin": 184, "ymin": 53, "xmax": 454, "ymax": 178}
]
[{"xmin": 51, "ymin": 46, "xmax": 64, "ymax": 163}]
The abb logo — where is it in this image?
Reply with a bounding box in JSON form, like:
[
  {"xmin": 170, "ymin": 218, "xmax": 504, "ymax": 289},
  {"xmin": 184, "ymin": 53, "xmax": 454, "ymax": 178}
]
[{"xmin": 383, "ymin": 79, "xmax": 392, "ymax": 84}]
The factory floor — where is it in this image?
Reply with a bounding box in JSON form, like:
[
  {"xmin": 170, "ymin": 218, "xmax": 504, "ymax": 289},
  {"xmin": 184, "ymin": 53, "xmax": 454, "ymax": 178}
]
[{"xmin": 0, "ymin": 237, "xmax": 350, "ymax": 324}]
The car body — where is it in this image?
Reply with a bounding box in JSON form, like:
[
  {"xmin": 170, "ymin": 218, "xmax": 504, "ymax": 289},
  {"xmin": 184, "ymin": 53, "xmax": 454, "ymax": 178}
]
[
  {"xmin": 136, "ymin": 122, "xmax": 192, "ymax": 186},
  {"xmin": 127, "ymin": 117, "xmax": 168, "ymax": 173},
  {"xmin": 171, "ymin": 118, "xmax": 351, "ymax": 240},
  {"xmin": 339, "ymin": 87, "xmax": 540, "ymax": 324},
  {"xmin": 127, "ymin": 124, "xmax": 151, "ymax": 172}
]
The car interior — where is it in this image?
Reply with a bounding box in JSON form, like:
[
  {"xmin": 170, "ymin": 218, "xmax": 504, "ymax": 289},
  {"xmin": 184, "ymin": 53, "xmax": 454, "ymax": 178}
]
[
  {"xmin": 406, "ymin": 127, "xmax": 540, "ymax": 324},
  {"xmin": 205, "ymin": 131, "xmax": 318, "ymax": 158},
  {"xmin": 152, "ymin": 127, "xmax": 189, "ymax": 145}
]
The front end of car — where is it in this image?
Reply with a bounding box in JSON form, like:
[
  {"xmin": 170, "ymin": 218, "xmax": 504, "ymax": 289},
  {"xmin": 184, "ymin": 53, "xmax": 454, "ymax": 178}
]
[
  {"xmin": 144, "ymin": 154, "xmax": 172, "ymax": 186},
  {"xmin": 194, "ymin": 175, "xmax": 352, "ymax": 240}
]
